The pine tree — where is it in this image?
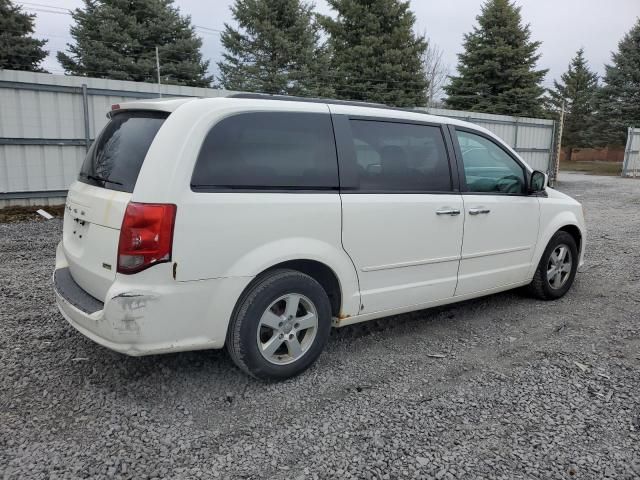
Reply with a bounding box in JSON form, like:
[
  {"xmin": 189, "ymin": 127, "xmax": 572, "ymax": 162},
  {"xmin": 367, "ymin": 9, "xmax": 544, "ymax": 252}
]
[
  {"xmin": 319, "ymin": 0, "xmax": 428, "ymax": 107},
  {"xmin": 57, "ymin": 0, "xmax": 211, "ymax": 87},
  {"xmin": 595, "ymin": 18, "xmax": 640, "ymax": 146},
  {"xmin": 218, "ymin": 0, "xmax": 330, "ymax": 96},
  {"xmin": 444, "ymin": 0, "xmax": 548, "ymax": 117},
  {"xmin": 0, "ymin": 0, "xmax": 48, "ymax": 72},
  {"xmin": 548, "ymin": 48, "xmax": 599, "ymax": 148}
]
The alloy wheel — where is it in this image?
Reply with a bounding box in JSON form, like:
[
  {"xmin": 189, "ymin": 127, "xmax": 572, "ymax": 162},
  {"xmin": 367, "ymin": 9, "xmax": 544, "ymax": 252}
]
[
  {"xmin": 546, "ymin": 244, "xmax": 573, "ymax": 289},
  {"xmin": 256, "ymin": 294, "xmax": 318, "ymax": 365}
]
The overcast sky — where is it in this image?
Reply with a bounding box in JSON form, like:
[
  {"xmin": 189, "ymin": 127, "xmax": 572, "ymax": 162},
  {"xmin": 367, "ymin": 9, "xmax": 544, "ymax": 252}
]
[{"xmin": 21, "ymin": 0, "xmax": 640, "ymax": 88}]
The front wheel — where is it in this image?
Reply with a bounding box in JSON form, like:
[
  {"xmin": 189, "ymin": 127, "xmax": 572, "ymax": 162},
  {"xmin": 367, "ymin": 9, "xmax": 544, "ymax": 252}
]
[
  {"xmin": 226, "ymin": 269, "xmax": 332, "ymax": 380},
  {"xmin": 527, "ymin": 231, "xmax": 578, "ymax": 300}
]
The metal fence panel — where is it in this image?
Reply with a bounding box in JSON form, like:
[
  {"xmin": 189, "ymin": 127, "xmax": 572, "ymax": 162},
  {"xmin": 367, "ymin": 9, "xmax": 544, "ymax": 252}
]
[
  {"xmin": 622, "ymin": 127, "xmax": 640, "ymax": 177},
  {"xmin": 0, "ymin": 70, "xmax": 233, "ymax": 206},
  {"xmin": 1, "ymin": 70, "xmax": 556, "ymax": 206}
]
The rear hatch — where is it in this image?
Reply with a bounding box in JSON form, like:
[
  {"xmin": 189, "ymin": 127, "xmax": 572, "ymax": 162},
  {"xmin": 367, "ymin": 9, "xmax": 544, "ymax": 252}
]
[{"xmin": 63, "ymin": 110, "xmax": 168, "ymax": 301}]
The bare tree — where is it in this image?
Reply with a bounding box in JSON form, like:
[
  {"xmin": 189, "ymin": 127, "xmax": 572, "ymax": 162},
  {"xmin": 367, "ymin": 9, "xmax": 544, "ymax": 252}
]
[{"xmin": 422, "ymin": 39, "xmax": 449, "ymax": 107}]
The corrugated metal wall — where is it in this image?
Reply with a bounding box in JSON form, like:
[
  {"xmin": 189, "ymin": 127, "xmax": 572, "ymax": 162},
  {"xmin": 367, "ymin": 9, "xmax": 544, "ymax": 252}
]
[
  {"xmin": 0, "ymin": 70, "xmax": 233, "ymax": 207},
  {"xmin": 0, "ymin": 70, "xmax": 557, "ymax": 207},
  {"xmin": 622, "ymin": 127, "xmax": 640, "ymax": 177}
]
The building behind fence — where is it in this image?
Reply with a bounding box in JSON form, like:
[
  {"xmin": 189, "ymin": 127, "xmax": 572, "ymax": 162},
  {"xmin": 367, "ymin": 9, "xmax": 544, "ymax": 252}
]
[{"xmin": 1, "ymin": 69, "xmax": 557, "ymax": 207}]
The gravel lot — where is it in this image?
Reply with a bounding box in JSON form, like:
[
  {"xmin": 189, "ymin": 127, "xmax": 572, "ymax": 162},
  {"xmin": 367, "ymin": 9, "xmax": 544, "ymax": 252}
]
[{"xmin": 1, "ymin": 173, "xmax": 639, "ymax": 480}]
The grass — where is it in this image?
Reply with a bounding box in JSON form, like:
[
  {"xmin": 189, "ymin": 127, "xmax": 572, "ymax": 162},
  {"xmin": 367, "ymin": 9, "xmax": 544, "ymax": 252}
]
[{"xmin": 559, "ymin": 160, "xmax": 622, "ymax": 176}]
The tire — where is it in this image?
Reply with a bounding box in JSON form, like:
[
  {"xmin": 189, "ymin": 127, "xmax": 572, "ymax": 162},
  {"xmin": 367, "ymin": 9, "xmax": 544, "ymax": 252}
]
[
  {"xmin": 226, "ymin": 269, "xmax": 332, "ymax": 380},
  {"xmin": 527, "ymin": 231, "xmax": 578, "ymax": 300}
]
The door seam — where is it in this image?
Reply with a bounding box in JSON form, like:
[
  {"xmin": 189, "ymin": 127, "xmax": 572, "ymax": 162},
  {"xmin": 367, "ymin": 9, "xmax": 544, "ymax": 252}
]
[{"xmin": 453, "ymin": 195, "xmax": 466, "ymax": 296}]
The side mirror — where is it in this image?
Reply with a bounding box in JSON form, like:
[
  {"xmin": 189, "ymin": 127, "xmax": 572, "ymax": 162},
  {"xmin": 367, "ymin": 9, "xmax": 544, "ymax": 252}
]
[{"xmin": 529, "ymin": 170, "xmax": 547, "ymax": 194}]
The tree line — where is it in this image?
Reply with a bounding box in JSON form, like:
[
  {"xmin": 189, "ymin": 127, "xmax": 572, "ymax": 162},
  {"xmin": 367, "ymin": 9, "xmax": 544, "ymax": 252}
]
[{"xmin": 1, "ymin": 0, "xmax": 639, "ymax": 147}]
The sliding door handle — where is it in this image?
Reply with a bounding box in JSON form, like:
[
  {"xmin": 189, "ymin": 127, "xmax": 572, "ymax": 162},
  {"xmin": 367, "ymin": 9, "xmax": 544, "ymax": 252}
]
[
  {"xmin": 469, "ymin": 208, "xmax": 491, "ymax": 215},
  {"xmin": 436, "ymin": 208, "xmax": 461, "ymax": 216}
]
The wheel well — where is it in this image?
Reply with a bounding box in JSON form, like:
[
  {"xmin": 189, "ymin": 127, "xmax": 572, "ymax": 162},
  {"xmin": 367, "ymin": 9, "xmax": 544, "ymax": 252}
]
[
  {"xmin": 264, "ymin": 260, "xmax": 342, "ymax": 318},
  {"xmin": 559, "ymin": 225, "xmax": 582, "ymax": 254}
]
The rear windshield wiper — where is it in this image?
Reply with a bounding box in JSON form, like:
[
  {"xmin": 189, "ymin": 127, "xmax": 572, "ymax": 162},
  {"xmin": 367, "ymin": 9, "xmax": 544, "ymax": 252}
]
[{"xmin": 84, "ymin": 174, "xmax": 123, "ymax": 186}]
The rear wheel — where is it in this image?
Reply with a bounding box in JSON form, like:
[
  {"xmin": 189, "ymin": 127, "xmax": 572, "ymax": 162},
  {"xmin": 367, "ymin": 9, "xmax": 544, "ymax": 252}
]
[
  {"xmin": 527, "ymin": 231, "xmax": 578, "ymax": 300},
  {"xmin": 226, "ymin": 269, "xmax": 332, "ymax": 380}
]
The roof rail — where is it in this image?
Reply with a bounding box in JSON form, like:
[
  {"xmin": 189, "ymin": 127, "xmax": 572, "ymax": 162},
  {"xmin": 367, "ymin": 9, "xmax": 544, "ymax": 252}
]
[{"xmin": 228, "ymin": 92, "xmax": 407, "ymax": 111}]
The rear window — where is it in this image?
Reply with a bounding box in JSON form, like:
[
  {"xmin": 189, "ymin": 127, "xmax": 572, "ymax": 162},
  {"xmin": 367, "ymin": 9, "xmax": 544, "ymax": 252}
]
[
  {"xmin": 191, "ymin": 112, "xmax": 339, "ymax": 191},
  {"xmin": 78, "ymin": 111, "xmax": 168, "ymax": 193}
]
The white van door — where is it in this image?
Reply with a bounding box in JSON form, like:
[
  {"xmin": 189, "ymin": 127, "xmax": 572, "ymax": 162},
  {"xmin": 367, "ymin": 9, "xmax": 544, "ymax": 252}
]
[
  {"xmin": 335, "ymin": 115, "xmax": 464, "ymax": 315},
  {"xmin": 452, "ymin": 128, "xmax": 540, "ymax": 296}
]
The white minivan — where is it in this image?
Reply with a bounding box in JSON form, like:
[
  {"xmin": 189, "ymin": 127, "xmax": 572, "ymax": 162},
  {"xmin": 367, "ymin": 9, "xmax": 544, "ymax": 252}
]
[{"xmin": 53, "ymin": 94, "xmax": 586, "ymax": 380}]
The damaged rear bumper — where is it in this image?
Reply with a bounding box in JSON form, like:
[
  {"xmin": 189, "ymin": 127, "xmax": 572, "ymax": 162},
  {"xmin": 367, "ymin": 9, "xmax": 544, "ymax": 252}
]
[{"xmin": 53, "ymin": 243, "xmax": 248, "ymax": 356}]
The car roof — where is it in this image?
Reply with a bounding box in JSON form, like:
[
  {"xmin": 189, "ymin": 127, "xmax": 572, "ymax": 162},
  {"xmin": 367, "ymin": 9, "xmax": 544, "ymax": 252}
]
[
  {"xmin": 115, "ymin": 94, "xmax": 469, "ymax": 127},
  {"xmin": 114, "ymin": 94, "xmax": 505, "ymax": 143}
]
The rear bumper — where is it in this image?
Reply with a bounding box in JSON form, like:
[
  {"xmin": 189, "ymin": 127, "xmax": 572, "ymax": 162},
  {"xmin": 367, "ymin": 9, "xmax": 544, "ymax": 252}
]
[{"xmin": 53, "ymin": 242, "xmax": 251, "ymax": 356}]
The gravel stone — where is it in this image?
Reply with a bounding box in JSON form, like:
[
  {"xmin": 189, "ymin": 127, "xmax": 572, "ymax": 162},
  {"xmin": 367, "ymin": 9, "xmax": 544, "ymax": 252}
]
[{"xmin": 1, "ymin": 173, "xmax": 639, "ymax": 479}]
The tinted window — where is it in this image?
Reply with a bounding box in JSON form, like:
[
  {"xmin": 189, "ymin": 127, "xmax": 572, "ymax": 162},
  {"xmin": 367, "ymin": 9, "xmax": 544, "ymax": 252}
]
[
  {"xmin": 348, "ymin": 120, "xmax": 452, "ymax": 192},
  {"xmin": 456, "ymin": 130, "xmax": 525, "ymax": 194},
  {"xmin": 191, "ymin": 112, "xmax": 338, "ymax": 190},
  {"xmin": 78, "ymin": 111, "xmax": 168, "ymax": 193}
]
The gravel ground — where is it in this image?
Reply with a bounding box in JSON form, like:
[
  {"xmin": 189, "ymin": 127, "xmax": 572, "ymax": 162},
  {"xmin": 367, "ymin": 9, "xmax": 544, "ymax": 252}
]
[{"xmin": 1, "ymin": 172, "xmax": 639, "ymax": 480}]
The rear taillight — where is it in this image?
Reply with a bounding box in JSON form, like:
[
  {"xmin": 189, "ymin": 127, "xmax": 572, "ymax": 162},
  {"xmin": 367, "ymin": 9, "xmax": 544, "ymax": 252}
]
[{"xmin": 117, "ymin": 202, "xmax": 176, "ymax": 274}]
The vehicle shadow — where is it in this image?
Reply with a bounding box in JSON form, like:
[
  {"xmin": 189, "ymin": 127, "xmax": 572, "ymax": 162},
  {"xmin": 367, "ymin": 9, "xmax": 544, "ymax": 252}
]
[{"xmin": 70, "ymin": 287, "xmax": 535, "ymax": 385}]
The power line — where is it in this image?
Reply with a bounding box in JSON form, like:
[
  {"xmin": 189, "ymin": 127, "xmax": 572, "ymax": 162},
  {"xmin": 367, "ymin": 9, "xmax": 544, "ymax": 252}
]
[
  {"xmin": 21, "ymin": 6, "xmax": 71, "ymax": 16},
  {"xmin": 19, "ymin": 1, "xmax": 69, "ymax": 12},
  {"xmin": 195, "ymin": 25, "xmax": 225, "ymax": 34},
  {"xmin": 18, "ymin": 2, "xmax": 226, "ymax": 35}
]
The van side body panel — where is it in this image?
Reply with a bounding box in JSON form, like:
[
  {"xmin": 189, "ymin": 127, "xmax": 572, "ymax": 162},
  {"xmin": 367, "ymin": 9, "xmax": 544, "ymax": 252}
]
[
  {"xmin": 133, "ymin": 99, "xmax": 361, "ymax": 319},
  {"xmin": 528, "ymin": 188, "xmax": 586, "ymax": 278}
]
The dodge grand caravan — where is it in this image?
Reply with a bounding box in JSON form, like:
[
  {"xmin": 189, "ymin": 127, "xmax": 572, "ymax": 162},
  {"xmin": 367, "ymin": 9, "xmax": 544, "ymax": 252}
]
[{"xmin": 53, "ymin": 94, "xmax": 586, "ymax": 380}]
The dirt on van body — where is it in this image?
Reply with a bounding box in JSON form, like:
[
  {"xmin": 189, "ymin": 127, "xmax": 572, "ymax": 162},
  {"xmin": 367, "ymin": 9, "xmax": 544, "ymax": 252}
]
[{"xmin": 1, "ymin": 173, "xmax": 639, "ymax": 479}]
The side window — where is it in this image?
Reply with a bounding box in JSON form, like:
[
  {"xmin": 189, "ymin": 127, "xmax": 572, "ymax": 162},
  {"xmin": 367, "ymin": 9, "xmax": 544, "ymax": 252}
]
[
  {"xmin": 191, "ymin": 112, "xmax": 338, "ymax": 190},
  {"xmin": 348, "ymin": 120, "xmax": 452, "ymax": 192},
  {"xmin": 456, "ymin": 130, "xmax": 525, "ymax": 194}
]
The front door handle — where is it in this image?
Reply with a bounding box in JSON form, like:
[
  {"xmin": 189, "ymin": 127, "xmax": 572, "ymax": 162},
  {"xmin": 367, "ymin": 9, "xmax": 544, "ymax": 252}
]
[
  {"xmin": 469, "ymin": 207, "xmax": 491, "ymax": 215},
  {"xmin": 436, "ymin": 208, "xmax": 461, "ymax": 216}
]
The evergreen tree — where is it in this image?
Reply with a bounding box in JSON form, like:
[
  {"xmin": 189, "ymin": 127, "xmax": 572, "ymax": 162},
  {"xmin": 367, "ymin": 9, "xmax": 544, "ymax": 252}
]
[
  {"xmin": 319, "ymin": 0, "xmax": 428, "ymax": 107},
  {"xmin": 444, "ymin": 0, "xmax": 548, "ymax": 117},
  {"xmin": 57, "ymin": 0, "xmax": 211, "ymax": 87},
  {"xmin": 0, "ymin": 0, "xmax": 48, "ymax": 72},
  {"xmin": 595, "ymin": 18, "xmax": 640, "ymax": 146},
  {"xmin": 218, "ymin": 0, "xmax": 330, "ymax": 96},
  {"xmin": 548, "ymin": 48, "xmax": 599, "ymax": 148}
]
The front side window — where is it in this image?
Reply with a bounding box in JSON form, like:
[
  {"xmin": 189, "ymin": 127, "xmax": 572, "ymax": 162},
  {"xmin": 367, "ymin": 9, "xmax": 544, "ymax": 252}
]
[
  {"xmin": 191, "ymin": 112, "xmax": 338, "ymax": 190},
  {"xmin": 455, "ymin": 130, "xmax": 525, "ymax": 194},
  {"xmin": 348, "ymin": 120, "xmax": 452, "ymax": 192}
]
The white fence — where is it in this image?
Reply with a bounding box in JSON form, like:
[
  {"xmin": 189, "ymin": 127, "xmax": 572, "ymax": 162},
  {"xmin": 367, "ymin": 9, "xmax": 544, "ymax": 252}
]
[
  {"xmin": 622, "ymin": 127, "xmax": 640, "ymax": 177},
  {"xmin": 0, "ymin": 70, "xmax": 557, "ymax": 207}
]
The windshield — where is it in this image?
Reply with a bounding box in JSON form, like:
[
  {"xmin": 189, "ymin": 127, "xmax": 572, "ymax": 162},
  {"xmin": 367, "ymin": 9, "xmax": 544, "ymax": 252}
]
[{"xmin": 78, "ymin": 110, "xmax": 168, "ymax": 193}]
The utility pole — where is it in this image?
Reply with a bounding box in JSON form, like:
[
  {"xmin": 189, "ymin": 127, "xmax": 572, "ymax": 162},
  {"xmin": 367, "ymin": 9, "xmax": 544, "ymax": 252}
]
[
  {"xmin": 551, "ymin": 101, "xmax": 565, "ymax": 186},
  {"xmin": 155, "ymin": 46, "xmax": 162, "ymax": 98}
]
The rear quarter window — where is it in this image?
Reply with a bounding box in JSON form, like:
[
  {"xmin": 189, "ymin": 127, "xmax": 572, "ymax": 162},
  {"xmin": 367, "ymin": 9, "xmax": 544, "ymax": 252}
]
[
  {"xmin": 78, "ymin": 111, "xmax": 168, "ymax": 193},
  {"xmin": 191, "ymin": 112, "xmax": 339, "ymax": 191}
]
